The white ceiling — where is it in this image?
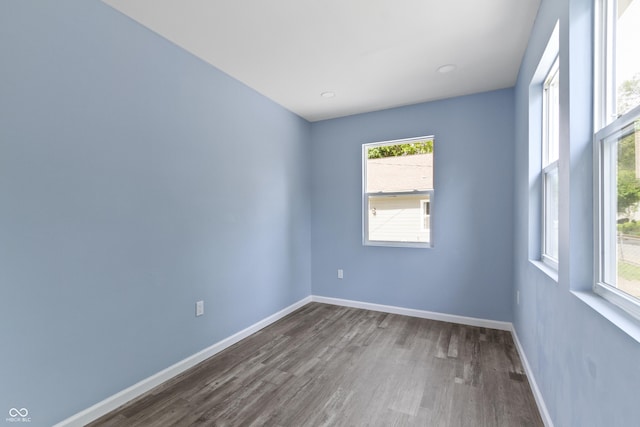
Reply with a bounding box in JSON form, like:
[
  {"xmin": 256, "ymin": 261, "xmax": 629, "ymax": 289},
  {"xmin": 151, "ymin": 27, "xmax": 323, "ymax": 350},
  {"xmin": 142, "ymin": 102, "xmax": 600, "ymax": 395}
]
[{"xmin": 102, "ymin": 0, "xmax": 540, "ymax": 122}]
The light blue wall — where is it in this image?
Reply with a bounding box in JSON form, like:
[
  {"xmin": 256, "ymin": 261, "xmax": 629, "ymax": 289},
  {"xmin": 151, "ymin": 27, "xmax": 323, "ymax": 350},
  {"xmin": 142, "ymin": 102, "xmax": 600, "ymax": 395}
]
[
  {"xmin": 310, "ymin": 89, "xmax": 515, "ymax": 322},
  {"xmin": 514, "ymin": 0, "xmax": 640, "ymax": 425},
  {"xmin": 0, "ymin": 1, "xmax": 311, "ymax": 425}
]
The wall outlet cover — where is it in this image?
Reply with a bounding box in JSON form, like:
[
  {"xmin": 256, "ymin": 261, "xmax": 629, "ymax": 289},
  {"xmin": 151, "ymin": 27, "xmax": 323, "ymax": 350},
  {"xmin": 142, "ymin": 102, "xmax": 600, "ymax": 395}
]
[{"xmin": 196, "ymin": 300, "xmax": 204, "ymax": 316}]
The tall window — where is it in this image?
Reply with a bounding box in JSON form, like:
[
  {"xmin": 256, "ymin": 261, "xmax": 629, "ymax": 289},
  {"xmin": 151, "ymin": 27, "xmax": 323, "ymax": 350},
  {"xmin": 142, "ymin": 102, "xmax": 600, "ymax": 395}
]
[
  {"xmin": 363, "ymin": 136, "xmax": 434, "ymax": 248},
  {"xmin": 542, "ymin": 57, "xmax": 560, "ymax": 269},
  {"xmin": 594, "ymin": 0, "xmax": 640, "ymax": 318}
]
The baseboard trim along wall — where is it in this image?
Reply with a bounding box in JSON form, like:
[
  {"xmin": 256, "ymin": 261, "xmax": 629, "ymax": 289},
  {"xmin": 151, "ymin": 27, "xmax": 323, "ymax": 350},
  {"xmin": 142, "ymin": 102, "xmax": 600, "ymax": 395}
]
[
  {"xmin": 311, "ymin": 295, "xmax": 513, "ymax": 331},
  {"xmin": 510, "ymin": 327, "xmax": 554, "ymax": 427},
  {"xmin": 56, "ymin": 294, "xmax": 552, "ymax": 427},
  {"xmin": 53, "ymin": 296, "xmax": 313, "ymax": 427}
]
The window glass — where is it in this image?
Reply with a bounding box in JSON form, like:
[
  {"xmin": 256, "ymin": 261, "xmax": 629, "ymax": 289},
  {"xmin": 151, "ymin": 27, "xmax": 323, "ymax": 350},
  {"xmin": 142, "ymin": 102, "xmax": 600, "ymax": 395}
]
[
  {"xmin": 542, "ymin": 57, "xmax": 560, "ymax": 268},
  {"xmin": 615, "ymin": 0, "xmax": 640, "ymax": 118},
  {"xmin": 544, "ymin": 59, "xmax": 560, "ymax": 167},
  {"xmin": 602, "ymin": 119, "xmax": 640, "ymax": 300},
  {"xmin": 544, "ymin": 167, "xmax": 559, "ymax": 261}
]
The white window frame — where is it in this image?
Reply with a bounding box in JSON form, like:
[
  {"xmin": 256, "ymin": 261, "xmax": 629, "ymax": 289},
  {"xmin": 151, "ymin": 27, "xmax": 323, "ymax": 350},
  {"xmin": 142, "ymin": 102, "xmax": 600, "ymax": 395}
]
[
  {"xmin": 594, "ymin": 0, "xmax": 640, "ymax": 320},
  {"xmin": 362, "ymin": 136, "xmax": 434, "ymax": 249},
  {"xmin": 542, "ymin": 57, "xmax": 560, "ymax": 270}
]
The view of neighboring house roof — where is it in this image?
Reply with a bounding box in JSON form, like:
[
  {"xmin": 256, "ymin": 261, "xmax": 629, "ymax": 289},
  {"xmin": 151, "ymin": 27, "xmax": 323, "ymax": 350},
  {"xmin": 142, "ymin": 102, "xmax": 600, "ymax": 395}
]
[{"xmin": 366, "ymin": 153, "xmax": 433, "ymax": 193}]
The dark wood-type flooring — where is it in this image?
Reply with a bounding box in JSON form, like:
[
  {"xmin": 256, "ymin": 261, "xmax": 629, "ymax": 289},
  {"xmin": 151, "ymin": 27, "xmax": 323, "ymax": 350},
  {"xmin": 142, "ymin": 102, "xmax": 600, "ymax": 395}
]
[{"xmin": 89, "ymin": 303, "xmax": 543, "ymax": 426}]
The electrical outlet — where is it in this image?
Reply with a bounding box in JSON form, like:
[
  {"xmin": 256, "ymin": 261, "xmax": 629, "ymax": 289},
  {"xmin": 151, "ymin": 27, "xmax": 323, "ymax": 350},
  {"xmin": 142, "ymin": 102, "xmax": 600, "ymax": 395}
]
[
  {"xmin": 516, "ymin": 291, "xmax": 520, "ymax": 305},
  {"xmin": 337, "ymin": 269, "xmax": 344, "ymax": 279},
  {"xmin": 196, "ymin": 300, "xmax": 204, "ymax": 316}
]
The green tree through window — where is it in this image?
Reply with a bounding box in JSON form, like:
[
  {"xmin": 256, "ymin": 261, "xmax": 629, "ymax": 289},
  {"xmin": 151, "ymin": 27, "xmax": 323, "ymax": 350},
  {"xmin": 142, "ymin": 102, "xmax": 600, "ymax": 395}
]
[
  {"xmin": 617, "ymin": 127, "xmax": 640, "ymax": 218},
  {"xmin": 367, "ymin": 140, "xmax": 433, "ymax": 159}
]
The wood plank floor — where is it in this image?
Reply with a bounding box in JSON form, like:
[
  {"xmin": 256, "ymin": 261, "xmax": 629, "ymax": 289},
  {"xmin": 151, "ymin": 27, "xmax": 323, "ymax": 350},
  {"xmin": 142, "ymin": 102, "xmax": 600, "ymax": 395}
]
[{"xmin": 89, "ymin": 303, "xmax": 543, "ymax": 426}]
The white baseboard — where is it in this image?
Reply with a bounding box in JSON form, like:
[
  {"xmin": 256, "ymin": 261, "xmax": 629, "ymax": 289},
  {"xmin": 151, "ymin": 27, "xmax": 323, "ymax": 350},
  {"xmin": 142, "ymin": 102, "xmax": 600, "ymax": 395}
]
[
  {"xmin": 311, "ymin": 295, "xmax": 512, "ymax": 331},
  {"xmin": 53, "ymin": 296, "xmax": 312, "ymax": 427},
  {"xmin": 510, "ymin": 326, "xmax": 554, "ymax": 427}
]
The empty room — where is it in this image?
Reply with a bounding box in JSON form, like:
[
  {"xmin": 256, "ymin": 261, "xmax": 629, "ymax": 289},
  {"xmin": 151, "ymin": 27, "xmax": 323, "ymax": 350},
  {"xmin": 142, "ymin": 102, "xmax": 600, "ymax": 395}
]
[{"xmin": 2, "ymin": 0, "xmax": 640, "ymax": 426}]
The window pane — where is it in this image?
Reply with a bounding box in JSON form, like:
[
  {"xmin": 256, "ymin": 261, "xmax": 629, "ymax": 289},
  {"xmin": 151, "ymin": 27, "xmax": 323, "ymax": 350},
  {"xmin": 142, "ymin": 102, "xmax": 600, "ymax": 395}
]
[
  {"xmin": 544, "ymin": 59, "xmax": 560, "ymax": 166},
  {"xmin": 368, "ymin": 194, "xmax": 430, "ymax": 243},
  {"xmin": 366, "ymin": 141, "xmax": 434, "ymax": 192},
  {"xmin": 614, "ymin": 120, "xmax": 640, "ymax": 300},
  {"xmin": 544, "ymin": 167, "xmax": 559, "ymax": 260},
  {"xmin": 615, "ymin": 0, "xmax": 640, "ymax": 117}
]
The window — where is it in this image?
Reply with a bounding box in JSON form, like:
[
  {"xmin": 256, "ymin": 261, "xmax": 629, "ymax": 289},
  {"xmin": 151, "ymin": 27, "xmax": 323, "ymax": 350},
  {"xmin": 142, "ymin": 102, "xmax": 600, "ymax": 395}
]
[
  {"xmin": 528, "ymin": 21, "xmax": 558, "ymax": 274},
  {"xmin": 542, "ymin": 57, "xmax": 560, "ymax": 269},
  {"xmin": 594, "ymin": 0, "xmax": 640, "ymax": 318},
  {"xmin": 363, "ymin": 136, "xmax": 434, "ymax": 248}
]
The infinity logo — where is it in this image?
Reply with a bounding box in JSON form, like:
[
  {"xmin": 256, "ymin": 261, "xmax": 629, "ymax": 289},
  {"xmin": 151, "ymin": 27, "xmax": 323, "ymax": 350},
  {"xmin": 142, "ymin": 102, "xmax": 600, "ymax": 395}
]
[{"xmin": 8, "ymin": 408, "xmax": 28, "ymax": 417}]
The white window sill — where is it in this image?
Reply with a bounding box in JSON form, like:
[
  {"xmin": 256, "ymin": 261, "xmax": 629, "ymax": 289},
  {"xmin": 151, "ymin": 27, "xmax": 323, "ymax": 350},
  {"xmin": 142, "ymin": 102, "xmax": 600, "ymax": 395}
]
[
  {"xmin": 364, "ymin": 241, "xmax": 431, "ymax": 249},
  {"xmin": 529, "ymin": 259, "xmax": 559, "ymax": 283},
  {"xmin": 572, "ymin": 290, "xmax": 640, "ymax": 343}
]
